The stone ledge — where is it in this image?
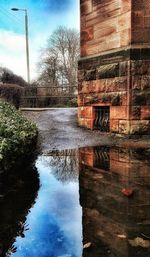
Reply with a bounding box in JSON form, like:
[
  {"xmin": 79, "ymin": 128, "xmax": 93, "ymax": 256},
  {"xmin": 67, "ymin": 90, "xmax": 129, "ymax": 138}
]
[{"xmin": 79, "ymin": 47, "xmax": 150, "ymax": 69}]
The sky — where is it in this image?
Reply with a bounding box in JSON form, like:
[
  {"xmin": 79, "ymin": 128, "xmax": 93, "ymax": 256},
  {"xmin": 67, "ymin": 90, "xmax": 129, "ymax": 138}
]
[{"xmin": 0, "ymin": 0, "xmax": 80, "ymax": 81}]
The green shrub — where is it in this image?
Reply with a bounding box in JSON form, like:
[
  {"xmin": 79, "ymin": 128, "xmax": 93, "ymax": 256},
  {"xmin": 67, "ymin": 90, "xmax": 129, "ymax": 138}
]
[
  {"xmin": 0, "ymin": 83, "xmax": 23, "ymax": 109},
  {"xmin": 0, "ymin": 100, "xmax": 38, "ymax": 170}
]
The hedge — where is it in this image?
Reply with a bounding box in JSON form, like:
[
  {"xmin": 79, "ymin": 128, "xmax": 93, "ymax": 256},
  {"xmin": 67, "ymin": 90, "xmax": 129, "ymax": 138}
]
[
  {"xmin": 0, "ymin": 83, "xmax": 23, "ymax": 109},
  {"xmin": 0, "ymin": 100, "xmax": 38, "ymax": 170}
]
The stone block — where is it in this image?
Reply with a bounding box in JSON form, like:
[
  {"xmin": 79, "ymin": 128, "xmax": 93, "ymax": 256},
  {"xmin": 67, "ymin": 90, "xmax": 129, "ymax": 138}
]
[
  {"xmin": 81, "ymin": 26, "xmax": 94, "ymax": 46},
  {"xmin": 78, "ymin": 117, "xmax": 93, "ymax": 129},
  {"xmin": 83, "ymin": 94, "xmax": 98, "ymax": 105},
  {"xmin": 144, "ymin": 16, "xmax": 150, "ymax": 27},
  {"xmin": 120, "ymin": 0, "xmax": 131, "ymax": 12},
  {"xmin": 94, "ymin": 26, "xmax": 116, "ymax": 40},
  {"xmin": 105, "ymin": 36, "xmax": 121, "ymax": 51},
  {"xmin": 132, "ymin": 28, "xmax": 150, "ymax": 43},
  {"xmin": 110, "ymin": 119, "xmax": 119, "ymax": 133},
  {"xmin": 79, "ymin": 148, "xmax": 94, "ymax": 166},
  {"xmin": 132, "ymin": 11, "xmax": 144, "ymax": 28},
  {"xmin": 85, "ymin": 41, "xmax": 106, "ymax": 56},
  {"xmin": 120, "ymin": 92, "xmax": 128, "ymax": 106},
  {"xmin": 80, "ymin": 81, "xmax": 90, "ymax": 93},
  {"xmin": 93, "ymin": 80, "xmax": 106, "ymax": 93},
  {"xmin": 120, "ymin": 29, "xmax": 131, "ymax": 46},
  {"xmin": 81, "ymin": 16, "xmax": 86, "ymax": 29},
  {"xmin": 141, "ymin": 75, "xmax": 150, "ymax": 90},
  {"xmin": 81, "ymin": 0, "xmax": 93, "ymax": 15},
  {"xmin": 106, "ymin": 77, "xmax": 127, "ymax": 92},
  {"xmin": 130, "ymin": 120, "xmax": 150, "ymax": 135},
  {"xmin": 101, "ymin": 93, "xmax": 117, "ymax": 105},
  {"xmin": 132, "ymin": 91, "xmax": 150, "ymax": 106},
  {"xmin": 118, "ymin": 150, "xmax": 131, "ymax": 163},
  {"xmin": 109, "ymin": 148, "xmax": 119, "ymax": 161},
  {"xmin": 96, "ymin": 63, "xmax": 119, "ymax": 79},
  {"xmin": 81, "ymin": 80, "xmax": 106, "ymax": 93},
  {"xmin": 80, "ymin": 43, "xmax": 87, "ymax": 57},
  {"xmin": 118, "ymin": 12, "xmax": 131, "ymax": 31},
  {"xmin": 132, "ymin": 0, "xmax": 150, "ymax": 11},
  {"xmin": 79, "ymin": 77, "xmax": 127, "ymax": 94},
  {"xmin": 119, "ymin": 62, "xmax": 128, "ymax": 76},
  {"xmin": 141, "ymin": 106, "xmax": 150, "ymax": 120},
  {"xmin": 131, "ymin": 60, "xmax": 150, "ymax": 76},
  {"xmin": 110, "ymin": 160, "xmax": 131, "ymax": 176},
  {"xmin": 78, "ymin": 106, "xmax": 93, "ymax": 119},
  {"xmin": 85, "ymin": 69, "xmax": 96, "ymax": 80},
  {"xmin": 132, "ymin": 76, "xmax": 141, "ymax": 90},
  {"xmin": 119, "ymin": 120, "xmax": 130, "ymax": 134},
  {"xmin": 111, "ymin": 94, "xmax": 121, "ymax": 106},
  {"xmin": 131, "ymin": 106, "xmax": 141, "ymax": 120},
  {"xmin": 110, "ymin": 106, "xmax": 128, "ymax": 120}
]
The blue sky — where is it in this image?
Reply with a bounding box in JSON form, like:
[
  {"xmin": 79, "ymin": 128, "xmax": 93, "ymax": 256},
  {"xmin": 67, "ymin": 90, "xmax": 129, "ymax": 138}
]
[{"xmin": 0, "ymin": 0, "xmax": 79, "ymax": 80}]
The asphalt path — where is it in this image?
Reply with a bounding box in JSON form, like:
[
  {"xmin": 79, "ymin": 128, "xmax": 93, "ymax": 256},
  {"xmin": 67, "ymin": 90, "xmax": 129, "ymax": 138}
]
[{"xmin": 22, "ymin": 108, "xmax": 150, "ymax": 153}]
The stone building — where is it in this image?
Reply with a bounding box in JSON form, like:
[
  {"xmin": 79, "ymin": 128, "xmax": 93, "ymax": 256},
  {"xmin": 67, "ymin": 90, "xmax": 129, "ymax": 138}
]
[
  {"xmin": 79, "ymin": 146, "xmax": 150, "ymax": 256},
  {"xmin": 78, "ymin": 0, "xmax": 150, "ymax": 134}
]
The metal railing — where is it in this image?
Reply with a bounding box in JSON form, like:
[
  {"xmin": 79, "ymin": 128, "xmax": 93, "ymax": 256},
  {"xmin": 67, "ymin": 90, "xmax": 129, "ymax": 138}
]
[
  {"xmin": 94, "ymin": 106, "xmax": 110, "ymax": 132},
  {"xmin": 20, "ymin": 85, "xmax": 78, "ymax": 107},
  {"xmin": 94, "ymin": 146, "xmax": 110, "ymax": 171}
]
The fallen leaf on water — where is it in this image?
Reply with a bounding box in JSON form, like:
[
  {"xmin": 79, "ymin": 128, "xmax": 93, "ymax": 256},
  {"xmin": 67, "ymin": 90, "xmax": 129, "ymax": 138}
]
[
  {"xmin": 128, "ymin": 237, "xmax": 150, "ymax": 248},
  {"xmin": 83, "ymin": 242, "xmax": 92, "ymax": 249},
  {"xmin": 121, "ymin": 188, "xmax": 134, "ymax": 197},
  {"xmin": 117, "ymin": 234, "xmax": 127, "ymax": 239}
]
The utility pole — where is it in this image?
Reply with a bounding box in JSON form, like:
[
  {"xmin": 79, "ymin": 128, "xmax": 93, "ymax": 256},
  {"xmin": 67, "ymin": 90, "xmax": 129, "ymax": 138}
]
[{"xmin": 11, "ymin": 8, "xmax": 30, "ymax": 84}]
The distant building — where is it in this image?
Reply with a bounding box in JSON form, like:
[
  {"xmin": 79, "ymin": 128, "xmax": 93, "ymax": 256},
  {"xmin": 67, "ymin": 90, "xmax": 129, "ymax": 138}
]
[{"xmin": 78, "ymin": 0, "xmax": 150, "ymax": 135}]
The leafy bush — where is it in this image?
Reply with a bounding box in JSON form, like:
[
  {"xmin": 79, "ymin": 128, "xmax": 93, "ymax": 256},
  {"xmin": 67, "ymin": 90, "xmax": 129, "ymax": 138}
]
[
  {"xmin": 0, "ymin": 101, "xmax": 38, "ymax": 170},
  {"xmin": 0, "ymin": 83, "xmax": 23, "ymax": 109},
  {"xmin": 0, "ymin": 68, "xmax": 28, "ymax": 87}
]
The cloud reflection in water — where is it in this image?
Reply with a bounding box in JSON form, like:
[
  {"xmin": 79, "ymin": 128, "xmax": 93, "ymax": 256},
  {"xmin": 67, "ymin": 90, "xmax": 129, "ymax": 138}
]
[{"xmin": 10, "ymin": 153, "xmax": 82, "ymax": 257}]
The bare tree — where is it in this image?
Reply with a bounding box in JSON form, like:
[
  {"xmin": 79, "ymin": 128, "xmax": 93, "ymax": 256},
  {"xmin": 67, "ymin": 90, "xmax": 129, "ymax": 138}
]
[
  {"xmin": 42, "ymin": 149, "xmax": 79, "ymax": 183},
  {"xmin": 37, "ymin": 26, "xmax": 80, "ymax": 93}
]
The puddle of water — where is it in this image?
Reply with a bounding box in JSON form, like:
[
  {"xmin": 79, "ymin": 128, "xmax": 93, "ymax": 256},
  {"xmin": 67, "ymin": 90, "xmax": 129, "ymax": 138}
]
[
  {"xmin": 79, "ymin": 147, "xmax": 150, "ymax": 257},
  {"xmin": 9, "ymin": 150, "xmax": 82, "ymax": 257},
  {"xmin": 1, "ymin": 146, "xmax": 150, "ymax": 257},
  {"xmin": 0, "ymin": 163, "xmax": 39, "ymax": 257}
]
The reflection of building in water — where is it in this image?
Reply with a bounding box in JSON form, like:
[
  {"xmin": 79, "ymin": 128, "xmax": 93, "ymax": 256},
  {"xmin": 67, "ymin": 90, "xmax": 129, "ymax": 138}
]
[{"xmin": 79, "ymin": 147, "xmax": 150, "ymax": 257}]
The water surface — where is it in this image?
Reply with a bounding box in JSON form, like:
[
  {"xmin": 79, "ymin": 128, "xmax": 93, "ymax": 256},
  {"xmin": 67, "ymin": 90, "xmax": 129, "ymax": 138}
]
[
  {"xmin": 9, "ymin": 149, "xmax": 82, "ymax": 257},
  {"xmin": 1, "ymin": 146, "xmax": 149, "ymax": 257}
]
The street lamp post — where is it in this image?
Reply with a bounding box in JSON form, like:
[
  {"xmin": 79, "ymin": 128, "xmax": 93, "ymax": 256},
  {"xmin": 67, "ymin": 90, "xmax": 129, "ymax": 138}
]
[{"xmin": 11, "ymin": 8, "xmax": 30, "ymax": 84}]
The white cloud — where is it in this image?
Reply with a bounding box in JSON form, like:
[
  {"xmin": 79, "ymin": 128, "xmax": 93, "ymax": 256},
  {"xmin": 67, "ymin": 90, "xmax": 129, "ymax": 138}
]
[
  {"xmin": 0, "ymin": 30, "xmax": 24, "ymax": 53},
  {"xmin": 0, "ymin": 29, "xmax": 26, "ymax": 79},
  {"xmin": 0, "ymin": 29, "xmax": 38, "ymax": 81}
]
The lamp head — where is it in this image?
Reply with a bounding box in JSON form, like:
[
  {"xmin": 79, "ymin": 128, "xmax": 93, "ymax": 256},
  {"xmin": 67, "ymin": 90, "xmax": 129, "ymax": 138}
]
[{"xmin": 11, "ymin": 8, "xmax": 19, "ymax": 11}]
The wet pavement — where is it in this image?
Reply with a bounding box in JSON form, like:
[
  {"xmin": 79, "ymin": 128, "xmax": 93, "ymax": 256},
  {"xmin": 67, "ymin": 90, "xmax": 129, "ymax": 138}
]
[
  {"xmin": 27, "ymin": 108, "xmax": 114, "ymax": 152},
  {"xmin": 22, "ymin": 108, "xmax": 150, "ymax": 153}
]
